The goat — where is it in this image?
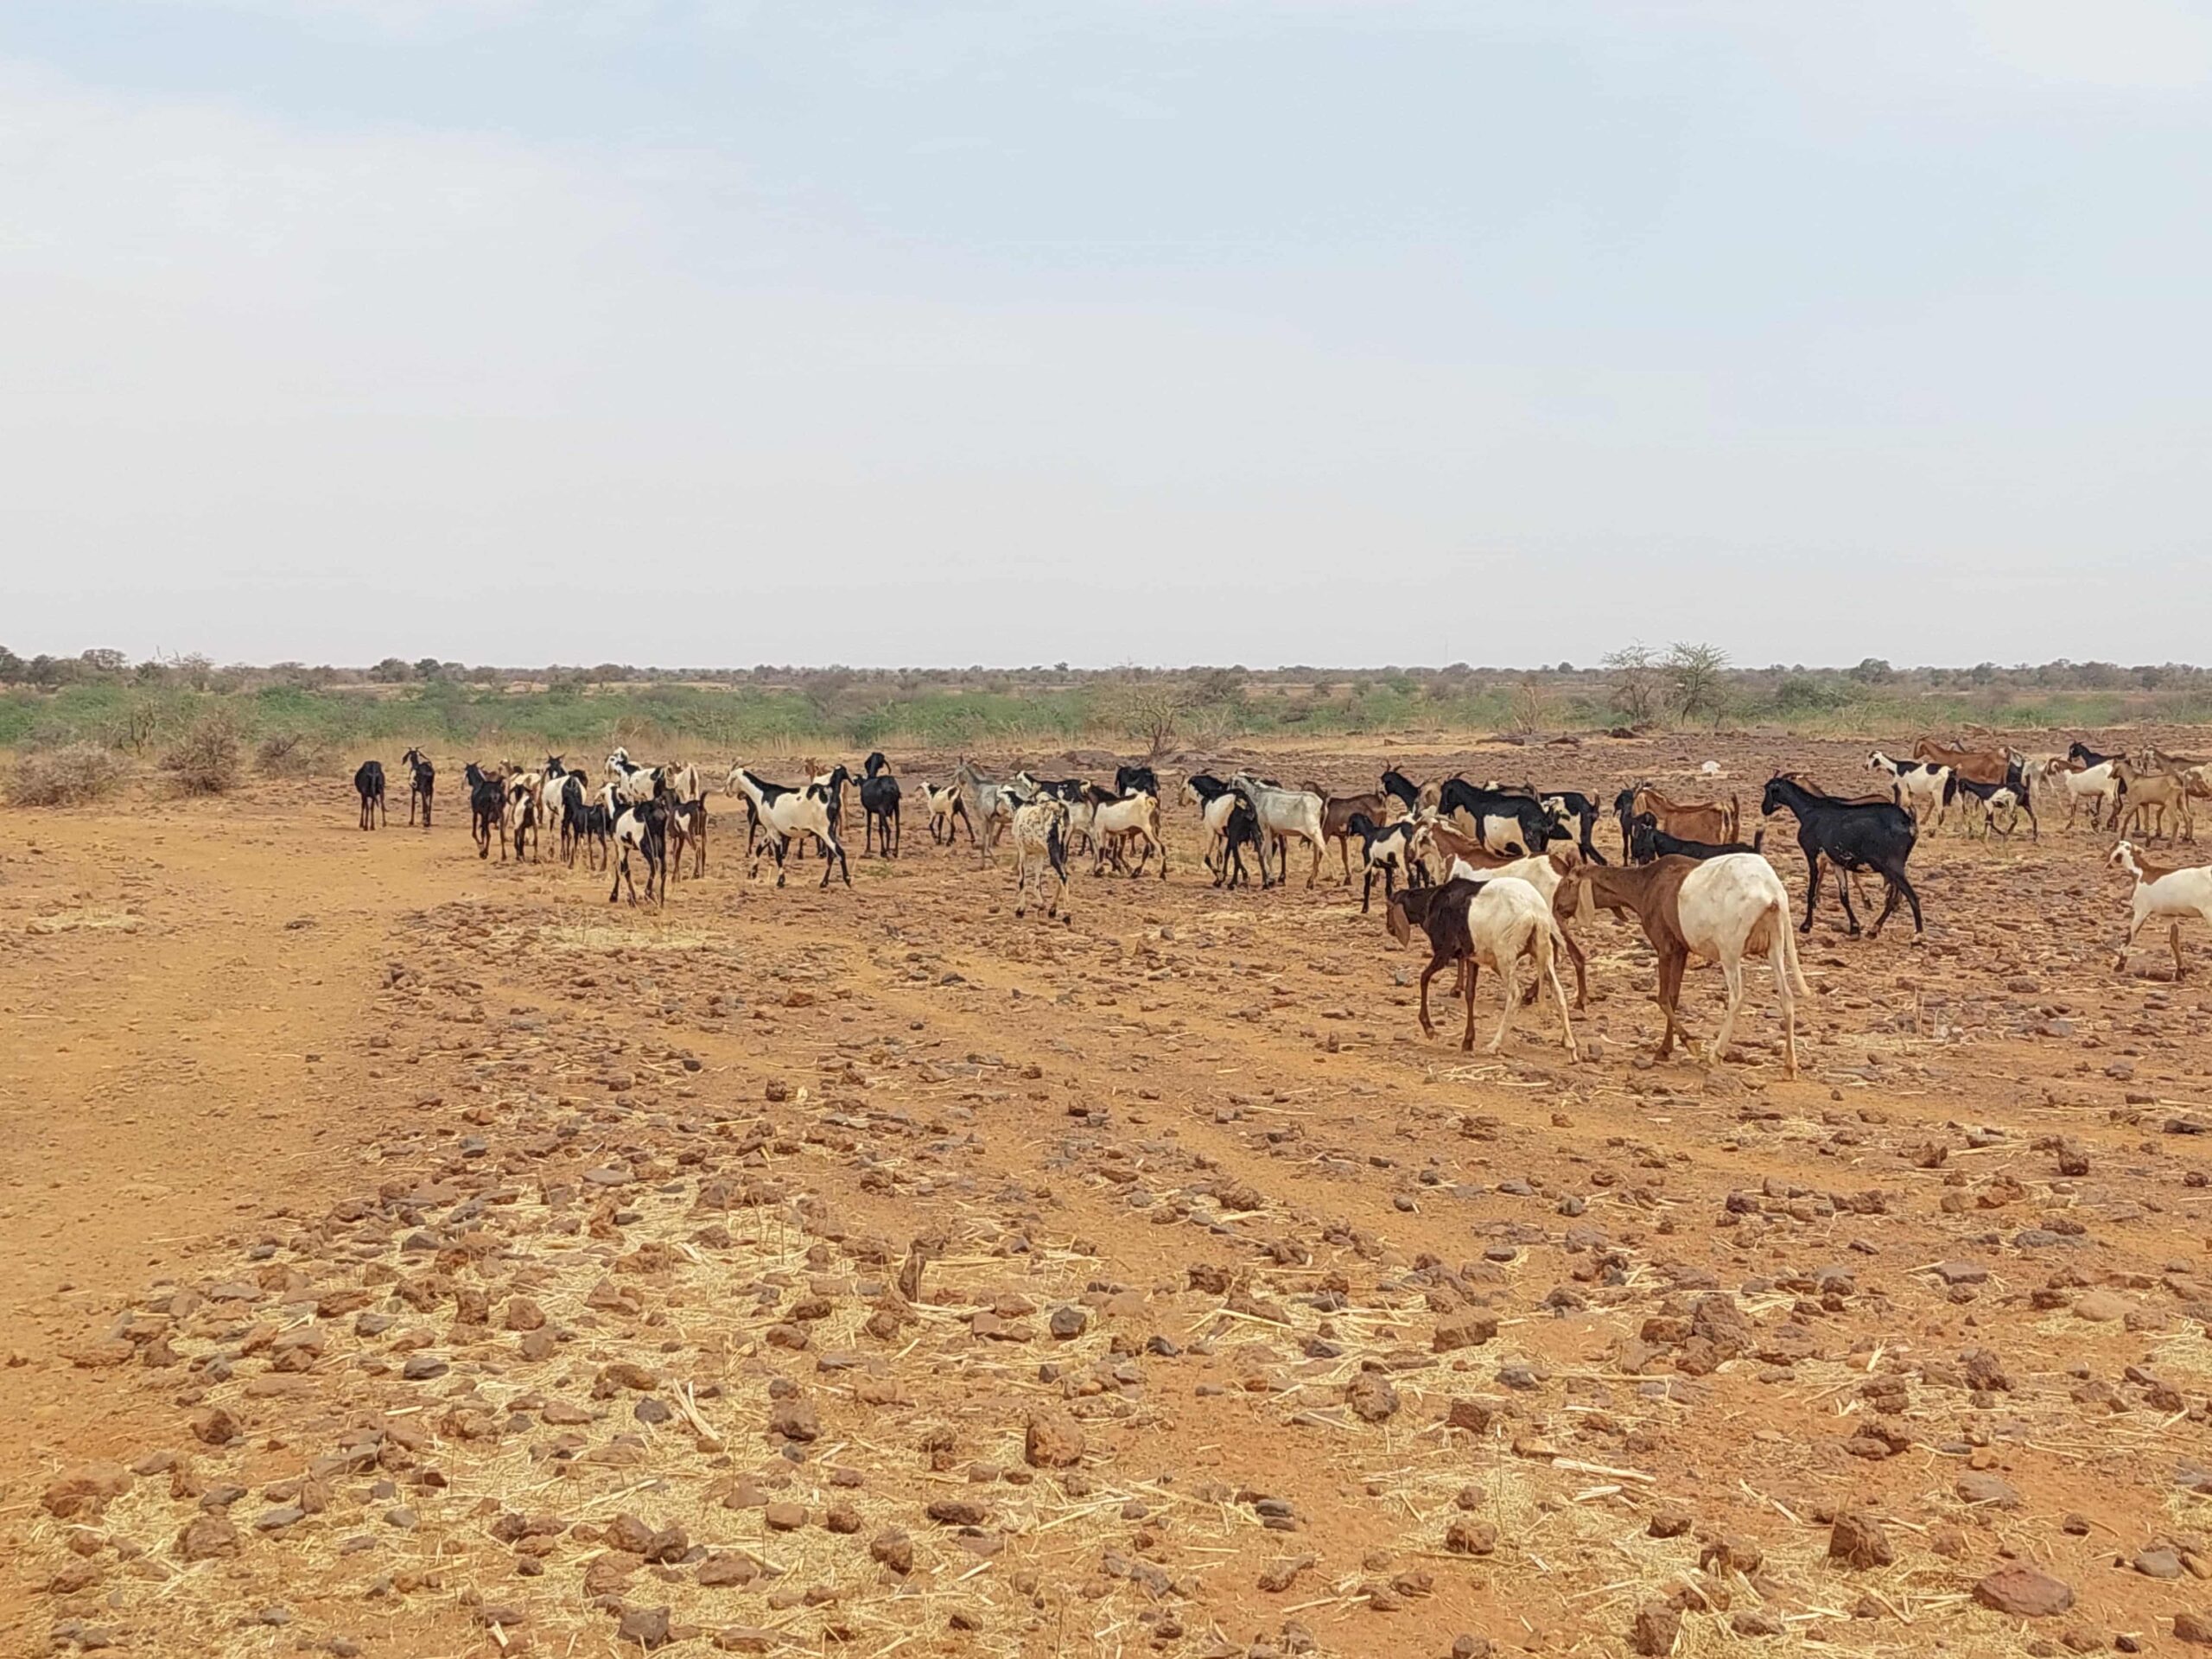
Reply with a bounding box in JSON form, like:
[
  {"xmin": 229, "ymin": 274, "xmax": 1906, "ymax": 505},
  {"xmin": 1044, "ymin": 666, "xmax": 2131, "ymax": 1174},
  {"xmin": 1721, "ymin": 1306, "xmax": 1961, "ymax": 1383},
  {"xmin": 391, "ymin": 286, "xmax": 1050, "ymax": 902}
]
[
  {"xmin": 1393, "ymin": 877, "xmax": 1579, "ymax": 1059},
  {"xmin": 1089, "ymin": 791, "xmax": 1167, "ymax": 877},
  {"xmin": 1230, "ymin": 773, "xmax": 1327, "ymax": 888},
  {"xmin": 1379, "ymin": 769, "xmax": 1425, "ymax": 817},
  {"xmin": 1555, "ymin": 853, "xmax": 1806, "ymax": 1076},
  {"xmin": 1182, "ymin": 773, "xmax": 1239, "ymax": 872},
  {"xmin": 859, "ymin": 769, "xmax": 902, "ymax": 857},
  {"xmin": 664, "ymin": 797, "xmax": 709, "ymax": 880},
  {"xmin": 1535, "ymin": 789, "xmax": 1608, "ymax": 863},
  {"xmin": 465, "ymin": 763, "xmax": 505, "ymax": 859},
  {"xmin": 608, "ymin": 798, "xmax": 668, "ymax": 906},
  {"xmin": 953, "ymin": 758, "xmax": 1017, "ymax": 858},
  {"xmin": 1406, "ymin": 830, "xmax": 1593, "ymax": 1007},
  {"xmin": 400, "ymin": 748, "xmax": 433, "ymax": 827},
  {"xmin": 353, "ymin": 760, "xmax": 386, "ymax": 830},
  {"xmin": 1629, "ymin": 814, "xmax": 1765, "ymax": 862},
  {"xmin": 563, "ymin": 778, "xmax": 613, "ymax": 870},
  {"xmin": 2069, "ymin": 741, "xmax": 2115, "ymax": 768},
  {"xmin": 1912, "ymin": 737, "xmax": 2020, "ymax": 787},
  {"xmin": 1611, "ymin": 782, "xmax": 1738, "ymax": 861},
  {"xmin": 1866, "ymin": 750, "xmax": 1953, "ymax": 827},
  {"xmin": 2112, "ymin": 758, "xmax": 2196, "ymax": 843},
  {"xmin": 503, "ymin": 777, "xmax": 541, "ymax": 861},
  {"xmin": 2050, "ymin": 758, "xmax": 2121, "ymax": 831},
  {"xmin": 1313, "ymin": 788, "xmax": 1407, "ymax": 882},
  {"xmin": 919, "ymin": 780, "xmax": 972, "ymax": 846},
  {"xmin": 1213, "ymin": 798, "xmax": 1266, "ymax": 890},
  {"xmin": 1942, "ymin": 772, "xmax": 2037, "ymax": 840},
  {"xmin": 1010, "ymin": 798, "xmax": 1072, "ymax": 920},
  {"xmin": 1436, "ymin": 779, "xmax": 1568, "ymax": 858},
  {"xmin": 1343, "ymin": 812, "xmax": 1419, "ymax": 912},
  {"xmin": 731, "ymin": 767, "xmax": 851, "ymax": 887},
  {"xmin": 1760, "ymin": 774, "xmax": 1923, "ymax": 938},
  {"xmin": 2110, "ymin": 841, "xmax": 2212, "ymax": 979},
  {"xmin": 1116, "ymin": 764, "xmax": 1160, "ymax": 800}
]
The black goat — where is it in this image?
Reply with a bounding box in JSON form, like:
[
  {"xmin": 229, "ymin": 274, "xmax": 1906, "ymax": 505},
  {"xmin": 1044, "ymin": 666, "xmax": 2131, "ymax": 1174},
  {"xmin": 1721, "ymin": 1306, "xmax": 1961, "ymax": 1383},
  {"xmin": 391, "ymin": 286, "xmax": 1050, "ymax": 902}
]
[
  {"xmin": 1761, "ymin": 773, "xmax": 1923, "ymax": 938},
  {"xmin": 2069, "ymin": 741, "xmax": 2114, "ymax": 768},
  {"xmin": 562, "ymin": 778, "xmax": 613, "ymax": 870},
  {"xmin": 465, "ymin": 763, "xmax": 505, "ymax": 859},
  {"xmin": 1628, "ymin": 813, "xmax": 1765, "ymax": 863},
  {"xmin": 353, "ymin": 760, "xmax": 385, "ymax": 830},
  {"xmin": 860, "ymin": 772, "xmax": 902, "ymax": 857},
  {"xmin": 1213, "ymin": 799, "xmax": 1267, "ymax": 890},
  {"xmin": 1116, "ymin": 764, "xmax": 1160, "ymax": 799},
  {"xmin": 1379, "ymin": 769, "xmax": 1425, "ymax": 814},
  {"xmin": 401, "ymin": 748, "xmax": 434, "ymax": 828}
]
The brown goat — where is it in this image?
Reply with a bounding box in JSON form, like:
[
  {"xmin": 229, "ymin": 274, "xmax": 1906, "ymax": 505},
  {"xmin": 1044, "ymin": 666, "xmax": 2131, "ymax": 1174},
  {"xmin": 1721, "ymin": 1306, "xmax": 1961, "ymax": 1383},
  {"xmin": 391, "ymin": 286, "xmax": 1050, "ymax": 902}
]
[
  {"xmin": 1306, "ymin": 785, "xmax": 1407, "ymax": 883},
  {"xmin": 1618, "ymin": 782, "xmax": 1739, "ymax": 860},
  {"xmin": 1912, "ymin": 737, "xmax": 2013, "ymax": 786},
  {"xmin": 2113, "ymin": 758, "xmax": 2196, "ymax": 842}
]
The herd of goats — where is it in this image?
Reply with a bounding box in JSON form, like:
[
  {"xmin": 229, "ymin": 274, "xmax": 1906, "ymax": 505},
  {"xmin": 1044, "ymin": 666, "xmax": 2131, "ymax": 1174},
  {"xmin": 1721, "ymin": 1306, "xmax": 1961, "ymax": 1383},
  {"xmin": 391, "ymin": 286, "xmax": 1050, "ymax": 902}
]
[{"xmin": 341, "ymin": 734, "xmax": 2212, "ymax": 1079}]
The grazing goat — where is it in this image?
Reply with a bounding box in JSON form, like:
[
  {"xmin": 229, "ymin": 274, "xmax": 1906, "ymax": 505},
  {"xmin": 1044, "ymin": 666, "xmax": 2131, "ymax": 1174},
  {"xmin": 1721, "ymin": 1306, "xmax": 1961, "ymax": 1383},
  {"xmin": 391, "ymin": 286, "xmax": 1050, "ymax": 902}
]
[
  {"xmin": 1343, "ymin": 813, "xmax": 1418, "ymax": 912},
  {"xmin": 1010, "ymin": 798, "xmax": 1072, "ymax": 920},
  {"xmin": 608, "ymin": 798, "xmax": 668, "ymax": 906},
  {"xmin": 1629, "ymin": 814, "xmax": 1765, "ymax": 863},
  {"xmin": 1230, "ymin": 773, "xmax": 1327, "ymax": 888},
  {"xmin": 2112, "ymin": 758, "xmax": 2195, "ymax": 843},
  {"xmin": 1393, "ymin": 877, "xmax": 1579, "ymax": 1059},
  {"xmin": 1942, "ymin": 772, "xmax": 2037, "ymax": 840},
  {"xmin": 1866, "ymin": 750, "xmax": 1953, "ymax": 827},
  {"xmin": 1555, "ymin": 853, "xmax": 1806, "ymax": 1076},
  {"xmin": 1213, "ymin": 798, "xmax": 1266, "ymax": 890},
  {"xmin": 2109, "ymin": 841, "xmax": 2212, "ymax": 980},
  {"xmin": 1183, "ymin": 773, "xmax": 1239, "ymax": 872},
  {"xmin": 731, "ymin": 767, "xmax": 852, "ymax": 888},
  {"xmin": 353, "ymin": 760, "xmax": 386, "ymax": 830},
  {"xmin": 1612, "ymin": 783, "xmax": 1738, "ymax": 861},
  {"xmin": 1436, "ymin": 779, "xmax": 1567, "ymax": 858},
  {"xmin": 401, "ymin": 748, "xmax": 434, "ymax": 827},
  {"xmin": 1761, "ymin": 774, "xmax": 1922, "ymax": 938},
  {"xmin": 919, "ymin": 780, "xmax": 971, "ymax": 846},
  {"xmin": 466, "ymin": 764, "xmax": 505, "ymax": 859}
]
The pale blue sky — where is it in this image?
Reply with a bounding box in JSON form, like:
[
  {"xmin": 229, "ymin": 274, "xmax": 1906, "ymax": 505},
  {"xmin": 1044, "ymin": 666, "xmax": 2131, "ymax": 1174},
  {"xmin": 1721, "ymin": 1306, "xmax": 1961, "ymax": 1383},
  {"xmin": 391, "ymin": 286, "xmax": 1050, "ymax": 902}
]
[{"xmin": 3, "ymin": 1, "xmax": 2208, "ymax": 667}]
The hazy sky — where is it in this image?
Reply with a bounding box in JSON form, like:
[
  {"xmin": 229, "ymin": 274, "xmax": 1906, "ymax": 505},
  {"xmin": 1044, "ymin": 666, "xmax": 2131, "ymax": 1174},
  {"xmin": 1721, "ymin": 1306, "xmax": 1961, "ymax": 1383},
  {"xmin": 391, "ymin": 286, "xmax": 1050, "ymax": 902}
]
[{"xmin": 3, "ymin": 2, "xmax": 2209, "ymax": 669}]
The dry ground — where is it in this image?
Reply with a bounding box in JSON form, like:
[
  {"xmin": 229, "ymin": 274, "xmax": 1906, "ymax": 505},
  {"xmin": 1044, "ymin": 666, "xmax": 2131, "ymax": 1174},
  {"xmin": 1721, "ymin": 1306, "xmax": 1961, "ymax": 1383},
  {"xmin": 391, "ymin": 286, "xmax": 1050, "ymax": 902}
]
[{"xmin": 6, "ymin": 730, "xmax": 2212, "ymax": 1659}]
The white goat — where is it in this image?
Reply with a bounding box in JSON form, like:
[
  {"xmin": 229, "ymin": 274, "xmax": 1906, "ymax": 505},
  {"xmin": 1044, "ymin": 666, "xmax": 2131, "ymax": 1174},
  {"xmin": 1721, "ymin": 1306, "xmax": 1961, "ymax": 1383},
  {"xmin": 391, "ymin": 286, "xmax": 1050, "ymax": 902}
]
[
  {"xmin": 2110, "ymin": 841, "xmax": 2212, "ymax": 980},
  {"xmin": 1089, "ymin": 791, "xmax": 1166, "ymax": 877},
  {"xmin": 1010, "ymin": 798, "xmax": 1071, "ymax": 920},
  {"xmin": 729, "ymin": 767, "xmax": 850, "ymax": 888},
  {"xmin": 1230, "ymin": 772, "xmax": 1327, "ymax": 888}
]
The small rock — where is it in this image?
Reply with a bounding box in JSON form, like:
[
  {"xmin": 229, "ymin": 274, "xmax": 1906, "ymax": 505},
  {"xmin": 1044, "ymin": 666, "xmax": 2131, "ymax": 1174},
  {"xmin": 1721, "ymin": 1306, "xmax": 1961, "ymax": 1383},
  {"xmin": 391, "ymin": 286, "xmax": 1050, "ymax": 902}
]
[
  {"xmin": 1346, "ymin": 1371, "xmax": 1400, "ymax": 1423},
  {"xmin": 616, "ymin": 1605, "xmax": 672, "ymax": 1649},
  {"xmin": 763, "ymin": 1502, "xmax": 806, "ymax": 1531},
  {"xmin": 1647, "ymin": 1506, "xmax": 1692, "ymax": 1540},
  {"xmin": 1630, "ymin": 1599, "xmax": 1681, "ymax": 1656},
  {"xmin": 1974, "ymin": 1565, "xmax": 2075, "ymax": 1618},
  {"xmin": 1444, "ymin": 1517, "xmax": 1497, "ymax": 1556},
  {"xmin": 2175, "ymin": 1611, "xmax": 2212, "ymax": 1646},
  {"xmin": 1024, "ymin": 1408, "xmax": 1086, "ymax": 1469},
  {"xmin": 1829, "ymin": 1509, "xmax": 1893, "ymax": 1569},
  {"xmin": 41, "ymin": 1463, "xmax": 131, "ymax": 1520}
]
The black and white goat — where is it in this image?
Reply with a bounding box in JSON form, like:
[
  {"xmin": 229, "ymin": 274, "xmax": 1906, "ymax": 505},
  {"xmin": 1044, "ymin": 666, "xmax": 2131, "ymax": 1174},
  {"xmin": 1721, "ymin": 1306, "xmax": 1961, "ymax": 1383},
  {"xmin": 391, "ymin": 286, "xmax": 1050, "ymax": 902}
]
[
  {"xmin": 1213, "ymin": 798, "xmax": 1267, "ymax": 890},
  {"xmin": 608, "ymin": 797, "xmax": 668, "ymax": 906},
  {"xmin": 1345, "ymin": 812, "xmax": 1419, "ymax": 912},
  {"xmin": 1010, "ymin": 798, "xmax": 1071, "ymax": 920},
  {"xmin": 731, "ymin": 766, "xmax": 851, "ymax": 887},
  {"xmin": 1942, "ymin": 772, "xmax": 2037, "ymax": 840},
  {"xmin": 1182, "ymin": 773, "xmax": 1239, "ymax": 872}
]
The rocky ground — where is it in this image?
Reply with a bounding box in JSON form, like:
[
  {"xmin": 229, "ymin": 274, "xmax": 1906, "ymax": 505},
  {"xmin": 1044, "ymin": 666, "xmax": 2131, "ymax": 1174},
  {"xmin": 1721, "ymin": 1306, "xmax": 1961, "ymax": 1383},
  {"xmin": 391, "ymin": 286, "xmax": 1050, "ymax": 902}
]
[{"xmin": 6, "ymin": 729, "xmax": 2212, "ymax": 1659}]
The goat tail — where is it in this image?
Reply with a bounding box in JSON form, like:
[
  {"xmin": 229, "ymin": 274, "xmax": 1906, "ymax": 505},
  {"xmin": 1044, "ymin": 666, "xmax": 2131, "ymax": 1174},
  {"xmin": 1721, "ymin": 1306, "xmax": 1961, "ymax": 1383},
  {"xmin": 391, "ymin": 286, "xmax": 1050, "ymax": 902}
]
[
  {"xmin": 1751, "ymin": 827, "xmax": 1765, "ymax": 854},
  {"xmin": 1728, "ymin": 793, "xmax": 1742, "ymax": 843}
]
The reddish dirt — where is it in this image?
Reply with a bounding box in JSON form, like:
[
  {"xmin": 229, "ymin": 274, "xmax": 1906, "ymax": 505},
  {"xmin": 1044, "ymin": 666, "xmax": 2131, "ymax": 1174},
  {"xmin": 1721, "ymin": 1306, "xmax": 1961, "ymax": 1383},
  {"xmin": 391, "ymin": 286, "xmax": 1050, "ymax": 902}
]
[{"xmin": 5, "ymin": 730, "xmax": 2212, "ymax": 1658}]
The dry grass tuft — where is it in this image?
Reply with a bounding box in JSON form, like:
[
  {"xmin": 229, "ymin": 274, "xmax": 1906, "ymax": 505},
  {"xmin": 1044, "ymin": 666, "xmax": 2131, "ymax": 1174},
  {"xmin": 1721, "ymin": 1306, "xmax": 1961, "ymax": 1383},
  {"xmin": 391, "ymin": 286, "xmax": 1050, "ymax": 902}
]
[
  {"xmin": 255, "ymin": 730, "xmax": 322, "ymax": 777},
  {"xmin": 8, "ymin": 741, "xmax": 130, "ymax": 806}
]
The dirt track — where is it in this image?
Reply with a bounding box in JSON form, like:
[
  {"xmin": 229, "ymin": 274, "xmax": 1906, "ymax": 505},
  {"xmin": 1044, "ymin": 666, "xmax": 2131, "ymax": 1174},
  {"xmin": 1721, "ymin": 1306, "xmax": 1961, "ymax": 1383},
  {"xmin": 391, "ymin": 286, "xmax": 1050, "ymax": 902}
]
[{"xmin": 7, "ymin": 731, "xmax": 2212, "ymax": 1658}]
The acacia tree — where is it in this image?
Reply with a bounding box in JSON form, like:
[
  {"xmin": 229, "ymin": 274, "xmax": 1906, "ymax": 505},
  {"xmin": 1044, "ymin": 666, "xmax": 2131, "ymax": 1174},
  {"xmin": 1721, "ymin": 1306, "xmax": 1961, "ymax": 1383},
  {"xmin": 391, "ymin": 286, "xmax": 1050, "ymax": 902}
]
[
  {"xmin": 1108, "ymin": 683, "xmax": 1192, "ymax": 759},
  {"xmin": 1666, "ymin": 641, "xmax": 1730, "ymax": 725},
  {"xmin": 1603, "ymin": 645, "xmax": 1665, "ymax": 725}
]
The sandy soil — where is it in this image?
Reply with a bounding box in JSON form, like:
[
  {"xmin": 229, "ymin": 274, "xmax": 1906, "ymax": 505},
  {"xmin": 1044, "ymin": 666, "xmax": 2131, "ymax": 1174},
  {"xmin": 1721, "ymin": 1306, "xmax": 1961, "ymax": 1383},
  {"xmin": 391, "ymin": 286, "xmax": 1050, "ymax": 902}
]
[{"xmin": 6, "ymin": 730, "xmax": 2212, "ymax": 1659}]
